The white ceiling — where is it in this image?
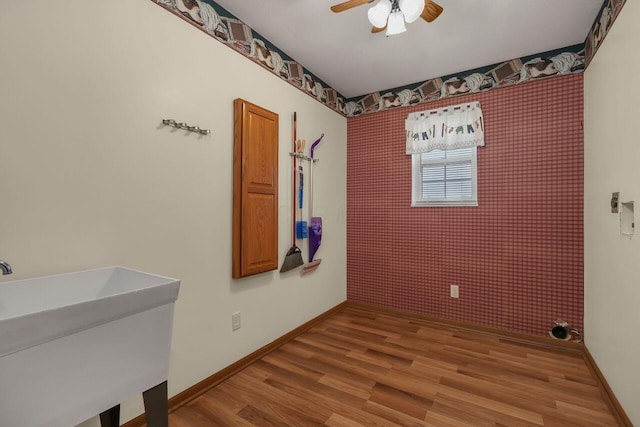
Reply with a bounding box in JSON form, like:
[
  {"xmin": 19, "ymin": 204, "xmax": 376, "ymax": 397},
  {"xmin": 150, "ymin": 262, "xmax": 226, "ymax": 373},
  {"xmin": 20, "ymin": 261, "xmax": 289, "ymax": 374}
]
[{"xmin": 212, "ymin": 0, "xmax": 604, "ymax": 99}]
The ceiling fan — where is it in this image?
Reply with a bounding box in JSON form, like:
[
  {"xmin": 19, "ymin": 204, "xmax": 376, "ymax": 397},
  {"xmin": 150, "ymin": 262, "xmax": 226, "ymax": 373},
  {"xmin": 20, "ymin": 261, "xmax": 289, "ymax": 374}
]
[{"xmin": 331, "ymin": 0, "xmax": 443, "ymax": 35}]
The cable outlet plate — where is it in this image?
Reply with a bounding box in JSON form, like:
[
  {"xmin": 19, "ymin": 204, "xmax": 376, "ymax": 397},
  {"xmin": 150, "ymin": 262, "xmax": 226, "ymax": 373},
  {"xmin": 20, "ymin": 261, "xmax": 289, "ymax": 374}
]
[
  {"xmin": 232, "ymin": 311, "xmax": 241, "ymax": 331},
  {"xmin": 450, "ymin": 285, "xmax": 459, "ymax": 298}
]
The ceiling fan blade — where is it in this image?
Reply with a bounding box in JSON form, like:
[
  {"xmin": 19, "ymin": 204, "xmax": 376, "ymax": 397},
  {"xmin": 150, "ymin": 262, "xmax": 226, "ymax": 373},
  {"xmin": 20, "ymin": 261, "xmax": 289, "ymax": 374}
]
[
  {"xmin": 371, "ymin": 25, "xmax": 386, "ymax": 33},
  {"xmin": 421, "ymin": 0, "xmax": 443, "ymax": 23},
  {"xmin": 331, "ymin": 0, "xmax": 372, "ymax": 13}
]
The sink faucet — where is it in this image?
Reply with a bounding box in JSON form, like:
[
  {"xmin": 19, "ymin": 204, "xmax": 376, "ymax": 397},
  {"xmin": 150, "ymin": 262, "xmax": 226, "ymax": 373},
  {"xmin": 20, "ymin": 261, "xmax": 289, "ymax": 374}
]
[{"xmin": 0, "ymin": 260, "xmax": 12, "ymax": 275}]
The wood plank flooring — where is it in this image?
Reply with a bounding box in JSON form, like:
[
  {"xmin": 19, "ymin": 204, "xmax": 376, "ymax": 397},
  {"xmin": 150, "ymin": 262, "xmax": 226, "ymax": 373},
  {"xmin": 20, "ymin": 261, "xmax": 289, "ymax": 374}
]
[{"xmin": 169, "ymin": 307, "xmax": 619, "ymax": 426}]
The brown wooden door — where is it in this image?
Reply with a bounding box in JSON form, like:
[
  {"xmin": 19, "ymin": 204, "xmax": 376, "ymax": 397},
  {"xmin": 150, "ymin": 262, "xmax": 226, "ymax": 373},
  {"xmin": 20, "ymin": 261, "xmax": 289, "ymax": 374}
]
[{"xmin": 233, "ymin": 99, "xmax": 279, "ymax": 278}]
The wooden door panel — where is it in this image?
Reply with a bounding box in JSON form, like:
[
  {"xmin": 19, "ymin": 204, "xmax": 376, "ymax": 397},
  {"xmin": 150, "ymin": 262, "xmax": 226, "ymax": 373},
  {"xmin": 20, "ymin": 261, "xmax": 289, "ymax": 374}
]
[
  {"xmin": 233, "ymin": 99, "xmax": 279, "ymax": 278},
  {"xmin": 245, "ymin": 111, "xmax": 276, "ymax": 191},
  {"xmin": 241, "ymin": 193, "xmax": 278, "ymax": 275}
]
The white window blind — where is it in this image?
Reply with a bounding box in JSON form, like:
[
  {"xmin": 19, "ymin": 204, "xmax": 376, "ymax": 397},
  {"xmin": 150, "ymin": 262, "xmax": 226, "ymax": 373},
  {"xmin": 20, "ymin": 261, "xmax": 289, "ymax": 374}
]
[{"xmin": 412, "ymin": 147, "xmax": 477, "ymax": 206}]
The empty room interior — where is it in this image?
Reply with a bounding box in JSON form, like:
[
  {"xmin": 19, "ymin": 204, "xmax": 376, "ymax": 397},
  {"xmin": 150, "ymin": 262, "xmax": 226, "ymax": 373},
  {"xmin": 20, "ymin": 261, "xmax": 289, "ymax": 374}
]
[{"xmin": 1, "ymin": 0, "xmax": 639, "ymax": 426}]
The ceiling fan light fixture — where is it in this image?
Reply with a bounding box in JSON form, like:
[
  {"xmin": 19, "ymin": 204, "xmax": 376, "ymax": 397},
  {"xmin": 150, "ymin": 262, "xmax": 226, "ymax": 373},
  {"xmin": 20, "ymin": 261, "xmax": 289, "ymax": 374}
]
[
  {"xmin": 398, "ymin": 0, "xmax": 425, "ymax": 23},
  {"xmin": 386, "ymin": 10, "xmax": 407, "ymax": 36},
  {"xmin": 367, "ymin": 0, "xmax": 392, "ymax": 28}
]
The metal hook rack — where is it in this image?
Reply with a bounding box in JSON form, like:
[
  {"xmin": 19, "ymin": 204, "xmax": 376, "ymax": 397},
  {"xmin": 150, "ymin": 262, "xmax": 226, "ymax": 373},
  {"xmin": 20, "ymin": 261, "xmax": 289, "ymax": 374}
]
[
  {"xmin": 162, "ymin": 119, "xmax": 211, "ymax": 135},
  {"xmin": 289, "ymin": 153, "xmax": 319, "ymax": 163}
]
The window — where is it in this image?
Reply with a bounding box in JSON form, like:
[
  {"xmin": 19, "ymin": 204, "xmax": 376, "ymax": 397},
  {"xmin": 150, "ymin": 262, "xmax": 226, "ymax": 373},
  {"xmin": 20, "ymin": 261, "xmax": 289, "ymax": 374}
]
[
  {"xmin": 405, "ymin": 101, "xmax": 484, "ymax": 206},
  {"xmin": 412, "ymin": 146, "xmax": 477, "ymax": 207}
]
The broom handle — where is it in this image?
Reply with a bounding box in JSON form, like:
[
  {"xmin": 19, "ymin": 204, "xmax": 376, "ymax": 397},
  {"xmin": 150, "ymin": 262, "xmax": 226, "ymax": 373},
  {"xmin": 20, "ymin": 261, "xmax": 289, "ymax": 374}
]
[
  {"xmin": 309, "ymin": 134, "xmax": 324, "ymax": 218},
  {"xmin": 309, "ymin": 151, "xmax": 313, "ymax": 219},
  {"xmin": 292, "ymin": 112, "xmax": 297, "ymax": 246}
]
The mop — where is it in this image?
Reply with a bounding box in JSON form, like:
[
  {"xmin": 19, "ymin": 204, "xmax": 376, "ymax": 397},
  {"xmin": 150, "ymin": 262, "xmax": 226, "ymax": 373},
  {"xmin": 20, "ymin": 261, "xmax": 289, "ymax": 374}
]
[
  {"xmin": 302, "ymin": 134, "xmax": 324, "ymax": 275},
  {"xmin": 295, "ymin": 139, "xmax": 307, "ymax": 239}
]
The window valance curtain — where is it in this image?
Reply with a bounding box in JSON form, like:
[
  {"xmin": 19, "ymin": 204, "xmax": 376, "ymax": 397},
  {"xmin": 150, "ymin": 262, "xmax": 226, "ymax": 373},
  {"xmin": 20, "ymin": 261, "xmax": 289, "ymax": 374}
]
[{"xmin": 405, "ymin": 101, "xmax": 485, "ymax": 155}]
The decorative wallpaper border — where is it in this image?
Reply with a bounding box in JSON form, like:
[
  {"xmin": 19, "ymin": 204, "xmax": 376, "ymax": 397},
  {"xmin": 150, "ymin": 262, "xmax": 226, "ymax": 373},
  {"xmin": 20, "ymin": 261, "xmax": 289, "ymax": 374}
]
[
  {"xmin": 151, "ymin": 0, "xmax": 349, "ymax": 114},
  {"xmin": 347, "ymin": 0, "xmax": 628, "ymax": 117},
  {"xmin": 151, "ymin": 0, "xmax": 627, "ymax": 117},
  {"xmin": 585, "ymin": 0, "xmax": 627, "ymax": 66},
  {"xmin": 344, "ymin": 44, "xmax": 586, "ymax": 116}
]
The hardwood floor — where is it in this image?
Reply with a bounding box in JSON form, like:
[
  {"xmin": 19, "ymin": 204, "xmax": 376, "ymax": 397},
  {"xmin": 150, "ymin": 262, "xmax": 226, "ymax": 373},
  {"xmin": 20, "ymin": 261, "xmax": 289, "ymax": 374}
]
[{"xmin": 169, "ymin": 307, "xmax": 619, "ymax": 426}]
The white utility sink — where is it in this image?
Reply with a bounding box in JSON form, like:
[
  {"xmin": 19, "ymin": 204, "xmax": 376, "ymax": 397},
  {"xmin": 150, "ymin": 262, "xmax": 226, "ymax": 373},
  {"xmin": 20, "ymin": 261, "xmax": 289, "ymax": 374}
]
[{"xmin": 0, "ymin": 266, "xmax": 180, "ymax": 427}]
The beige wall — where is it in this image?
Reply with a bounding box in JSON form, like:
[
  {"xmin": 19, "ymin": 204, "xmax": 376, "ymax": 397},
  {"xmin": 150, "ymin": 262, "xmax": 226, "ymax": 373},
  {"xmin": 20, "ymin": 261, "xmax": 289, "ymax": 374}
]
[
  {"xmin": 0, "ymin": 0, "xmax": 346, "ymax": 424},
  {"xmin": 584, "ymin": 1, "xmax": 640, "ymax": 424}
]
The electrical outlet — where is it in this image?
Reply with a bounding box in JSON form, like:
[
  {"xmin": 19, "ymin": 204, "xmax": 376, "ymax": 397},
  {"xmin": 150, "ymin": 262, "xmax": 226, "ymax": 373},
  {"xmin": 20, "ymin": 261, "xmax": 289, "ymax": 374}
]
[
  {"xmin": 450, "ymin": 285, "xmax": 459, "ymax": 298},
  {"xmin": 232, "ymin": 311, "xmax": 241, "ymax": 331}
]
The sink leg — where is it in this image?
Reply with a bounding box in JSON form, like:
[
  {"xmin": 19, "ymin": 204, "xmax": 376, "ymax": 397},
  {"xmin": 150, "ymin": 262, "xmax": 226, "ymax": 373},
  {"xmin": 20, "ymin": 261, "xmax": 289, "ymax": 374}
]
[
  {"xmin": 99, "ymin": 404, "xmax": 120, "ymax": 427},
  {"xmin": 143, "ymin": 381, "xmax": 168, "ymax": 427}
]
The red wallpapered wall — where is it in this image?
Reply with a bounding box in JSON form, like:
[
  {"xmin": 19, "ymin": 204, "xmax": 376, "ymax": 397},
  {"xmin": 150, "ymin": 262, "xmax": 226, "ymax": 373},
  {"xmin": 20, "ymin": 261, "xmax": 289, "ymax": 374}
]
[{"xmin": 347, "ymin": 74, "xmax": 584, "ymax": 336}]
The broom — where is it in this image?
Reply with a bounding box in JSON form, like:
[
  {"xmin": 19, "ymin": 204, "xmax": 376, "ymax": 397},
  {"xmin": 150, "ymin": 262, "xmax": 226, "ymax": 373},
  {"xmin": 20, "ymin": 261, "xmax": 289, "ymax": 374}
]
[{"xmin": 280, "ymin": 113, "xmax": 304, "ymax": 272}]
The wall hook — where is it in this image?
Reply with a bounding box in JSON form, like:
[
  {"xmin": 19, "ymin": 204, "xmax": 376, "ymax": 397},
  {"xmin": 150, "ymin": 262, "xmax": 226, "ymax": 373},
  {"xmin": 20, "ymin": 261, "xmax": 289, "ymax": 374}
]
[{"xmin": 162, "ymin": 119, "xmax": 211, "ymax": 135}]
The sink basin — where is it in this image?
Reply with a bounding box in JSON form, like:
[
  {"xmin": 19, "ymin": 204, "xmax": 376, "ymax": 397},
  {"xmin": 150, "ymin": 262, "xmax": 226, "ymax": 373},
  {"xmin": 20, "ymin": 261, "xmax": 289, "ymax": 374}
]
[
  {"xmin": 0, "ymin": 266, "xmax": 179, "ymax": 357},
  {"xmin": 0, "ymin": 266, "xmax": 180, "ymax": 427}
]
